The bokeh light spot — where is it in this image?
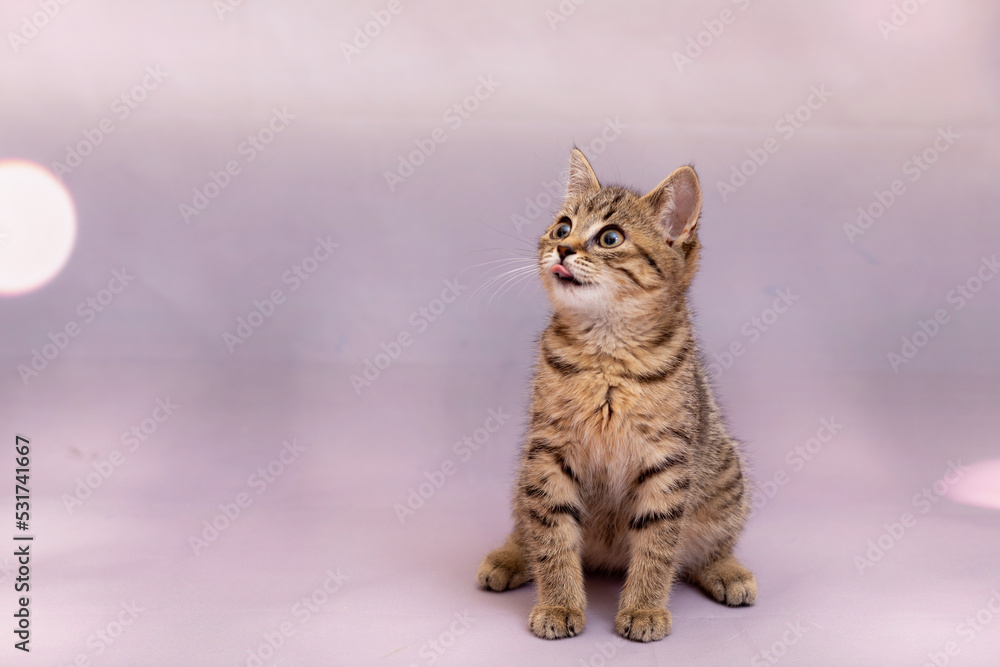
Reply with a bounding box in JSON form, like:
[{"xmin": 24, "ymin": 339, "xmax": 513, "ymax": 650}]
[
  {"xmin": 0, "ymin": 159, "xmax": 77, "ymax": 296},
  {"xmin": 947, "ymin": 458, "xmax": 1000, "ymax": 511}
]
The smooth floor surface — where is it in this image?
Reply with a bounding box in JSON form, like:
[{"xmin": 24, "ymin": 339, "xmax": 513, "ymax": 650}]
[{"xmin": 2, "ymin": 362, "xmax": 999, "ymax": 666}]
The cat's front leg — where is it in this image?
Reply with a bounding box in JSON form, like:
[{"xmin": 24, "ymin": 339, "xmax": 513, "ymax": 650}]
[
  {"xmin": 515, "ymin": 444, "xmax": 586, "ymax": 639},
  {"xmin": 615, "ymin": 453, "xmax": 690, "ymax": 642}
]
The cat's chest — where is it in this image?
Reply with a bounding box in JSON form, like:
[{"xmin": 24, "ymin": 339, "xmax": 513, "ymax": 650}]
[
  {"xmin": 537, "ymin": 347, "xmax": 696, "ymax": 475},
  {"xmin": 563, "ymin": 379, "xmax": 656, "ymax": 499},
  {"xmin": 546, "ymin": 368, "xmax": 670, "ymax": 444}
]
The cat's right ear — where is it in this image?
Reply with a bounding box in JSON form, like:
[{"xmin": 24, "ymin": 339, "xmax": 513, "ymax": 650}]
[
  {"xmin": 566, "ymin": 148, "xmax": 600, "ymax": 201},
  {"xmin": 642, "ymin": 166, "xmax": 702, "ymax": 247}
]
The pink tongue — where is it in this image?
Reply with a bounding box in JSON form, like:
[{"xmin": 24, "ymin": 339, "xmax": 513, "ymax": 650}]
[{"xmin": 551, "ymin": 264, "xmax": 573, "ymax": 279}]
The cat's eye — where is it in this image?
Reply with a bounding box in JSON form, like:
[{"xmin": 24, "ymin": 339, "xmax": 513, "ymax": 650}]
[
  {"xmin": 598, "ymin": 228, "xmax": 624, "ymax": 248},
  {"xmin": 553, "ymin": 220, "xmax": 572, "ymax": 239}
]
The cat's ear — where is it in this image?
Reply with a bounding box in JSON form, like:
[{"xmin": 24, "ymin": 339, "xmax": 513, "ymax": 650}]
[
  {"xmin": 642, "ymin": 165, "xmax": 702, "ymax": 246},
  {"xmin": 566, "ymin": 148, "xmax": 600, "ymax": 200}
]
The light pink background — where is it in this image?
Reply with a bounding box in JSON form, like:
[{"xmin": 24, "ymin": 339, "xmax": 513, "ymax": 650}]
[{"xmin": 1, "ymin": 1, "xmax": 999, "ymax": 665}]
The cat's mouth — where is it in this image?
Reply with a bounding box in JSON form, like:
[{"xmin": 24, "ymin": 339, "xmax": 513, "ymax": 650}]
[{"xmin": 551, "ymin": 263, "xmax": 584, "ymax": 286}]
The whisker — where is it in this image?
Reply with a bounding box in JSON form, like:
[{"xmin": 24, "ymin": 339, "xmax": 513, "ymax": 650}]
[
  {"xmin": 464, "ymin": 257, "xmax": 537, "ymax": 271},
  {"xmin": 471, "ymin": 266, "xmax": 538, "ymax": 301},
  {"xmin": 471, "ymin": 268, "xmax": 538, "ymax": 305},
  {"xmin": 514, "ymin": 276, "xmax": 541, "ymax": 301},
  {"xmin": 458, "ymin": 255, "xmax": 536, "ymax": 283},
  {"xmin": 489, "ymin": 268, "xmax": 539, "ymax": 303},
  {"xmin": 474, "ymin": 263, "xmax": 537, "ymax": 284},
  {"xmin": 459, "ymin": 247, "xmax": 535, "ymax": 258},
  {"xmin": 476, "ymin": 219, "xmax": 548, "ymax": 249},
  {"xmin": 469, "ymin": 265, "xmax": 537, "ymax": 297},
  {"xmin": 494, "ymin": 272, "xmax": 537, "ymax": 302}
]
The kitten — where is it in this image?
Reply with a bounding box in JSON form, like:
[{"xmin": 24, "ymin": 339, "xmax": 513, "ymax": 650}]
[{"xmin": 476, "ymin": 148, "xmax": 756, "ymax": 642}]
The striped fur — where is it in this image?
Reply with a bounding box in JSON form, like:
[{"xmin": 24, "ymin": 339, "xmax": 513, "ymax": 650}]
[{"xmin": 477, "ymin": 149, "xmax": 756, "ymax": 642}]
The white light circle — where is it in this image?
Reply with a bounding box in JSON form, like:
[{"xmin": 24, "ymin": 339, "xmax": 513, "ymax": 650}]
[
  {"xmin": 946, "ymin": 458, "xmax": 1000, "ymax": 511},
  {"xmin": 0, "ymin": 160, "xmax": 77, "ymax": 295}
]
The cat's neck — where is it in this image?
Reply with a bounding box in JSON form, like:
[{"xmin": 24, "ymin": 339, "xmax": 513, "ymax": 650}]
[{"xmin": 550, "ymin": 299, "xmax": 690, "ymax": 360}]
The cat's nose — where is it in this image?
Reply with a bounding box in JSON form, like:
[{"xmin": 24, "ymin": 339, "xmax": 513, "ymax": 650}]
[{"xmin": 557, "ymin": 245, "xmax": 576, "ymax": 261}]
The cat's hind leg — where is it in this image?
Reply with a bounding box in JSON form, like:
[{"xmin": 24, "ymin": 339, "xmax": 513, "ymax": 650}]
[
  {"xmin": 685, "ymin": 517, "xmax": 757, "ymax": 606},
  {"xmin": 477, "ymin": 533, "xmax": 531, "ymax": 592},
  {"xmin": 685, "ymin": 440, "xmax": 757, "ymax": 606},
  {"xmin": 690, "ymin": 551, "xmax": 757, "ymax": 606}
]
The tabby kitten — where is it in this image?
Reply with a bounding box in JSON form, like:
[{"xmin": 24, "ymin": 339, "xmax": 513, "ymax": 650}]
[{"xmin": 476, "ymin": 149, "xmax": 756, "ymax": 642}]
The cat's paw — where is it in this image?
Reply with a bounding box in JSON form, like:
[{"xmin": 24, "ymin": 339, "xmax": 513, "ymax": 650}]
[
  {"xmin": 694, "ymin": 557, "xmax": 757, "ymax": 606},
  {"xmin": 476, "ymin": 550, "xmax": 528, "ymax": 592},
  {"xmin": 615, "ymin": 608, "xmax": 671, "ymax": 642},
  {"xmin": 528, "ymin": 605, "xmax": 586, "ymax": 639},
  {"xmin": 702, "ymin": 571, "xmax": 757, "ymax": 606}
]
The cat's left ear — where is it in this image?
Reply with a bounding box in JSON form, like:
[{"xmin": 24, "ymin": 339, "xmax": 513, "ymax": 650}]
[
  {"xmin": 566, "ymin": 148, "xmax": 600, "ymax": 200},
  {"xmin": 642, "ymin": 166, "xmax": 702, "ymax": 246}
]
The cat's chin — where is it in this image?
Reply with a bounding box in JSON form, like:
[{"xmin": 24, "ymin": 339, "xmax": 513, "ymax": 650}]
[
  {"xmin": 551, "ymin": 274, "xmax": 586, "ymax": 289},
  {"xmin": 547, "ymin": 281, "xmax": 611, "ymax": 314}
]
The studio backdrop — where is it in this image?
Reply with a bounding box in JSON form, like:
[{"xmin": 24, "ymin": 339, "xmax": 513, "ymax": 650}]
[{"xmin": 1, "ymin": 1, "xmax": 999, "ymax": 665}]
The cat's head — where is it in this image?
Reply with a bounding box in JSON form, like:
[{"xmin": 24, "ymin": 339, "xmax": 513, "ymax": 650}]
[{"xmin": 538, "ymin": 148, "xmax": 702, "ymax": 316}]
